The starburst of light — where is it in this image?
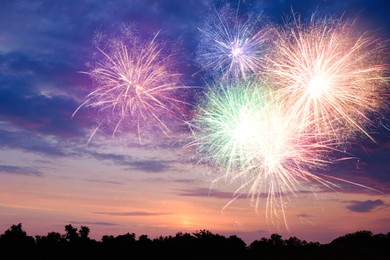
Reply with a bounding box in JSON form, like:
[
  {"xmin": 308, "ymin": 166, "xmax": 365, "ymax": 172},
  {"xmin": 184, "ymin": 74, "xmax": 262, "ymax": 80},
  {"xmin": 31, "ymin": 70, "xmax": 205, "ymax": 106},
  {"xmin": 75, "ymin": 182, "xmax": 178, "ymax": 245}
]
[
  {"xmin": 73, "ymin": 31, "xmax": 188, "ymax": 142},
  {"xmin": 190, "ymin": 82, "xmax": 339, "ymax": 227},
  {"xmin": 264, "ymin": 14, "xmax": 389, "ymax": 143},
  {"xmin": 196, "ymin": 5, "xmax": 271, "ymax": 82}
]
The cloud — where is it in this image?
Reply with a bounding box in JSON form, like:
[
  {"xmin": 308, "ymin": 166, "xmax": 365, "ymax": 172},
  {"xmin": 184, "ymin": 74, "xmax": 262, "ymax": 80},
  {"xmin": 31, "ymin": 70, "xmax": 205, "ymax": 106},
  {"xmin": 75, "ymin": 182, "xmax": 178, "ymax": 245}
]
[
  {"xmin": 0, "ymin": 127, "xmax": 176, "ymax": 173},
  {"xmin": 309, "ymin": 139, "xmax": 390, "ymax": 195},
  {"xmin": 88, "ymin": 151, "xmax": 130, "ymax": 164},
  {"xmin": 69, "ymin": 221, "xmax": 118, "ymax": 226},
  {"xmin": 178, "ymin": 187, "xmax": 244, "ymax": 200},
  {"xmin": 0, "ymin": 164, "xmax": 43, "ymax": 176},
  {"xmin": 94, "ymin": 211, "xmax": 171, "ymax": 216},
  {"xmin": 81, "ymin": 178, "xmax": 123, "ymax": 185},
  {"xmin": 0, "ymin": 76, "xmax": 85, "ymax": 138},
  {"xmin": 88, "ymin": 151, "xmax": 173, "ymax": 173},
  {"xmin": 0, "ymin": 123, "xmax": 81, "ymax": 157},
  {"xmin": 346, "ymin": 199, "xmax": 385, "ymax": 213},
  {"xmin": 142, "ymin": 177, "xmax": 202, "ymax": 185},
  {"xmin": 173, "ymin": 178, "xmax": 203, "ymax": 184},
  {"xmin": 127, "ymin": 159, "xmax": 171, "ymax": 173}
]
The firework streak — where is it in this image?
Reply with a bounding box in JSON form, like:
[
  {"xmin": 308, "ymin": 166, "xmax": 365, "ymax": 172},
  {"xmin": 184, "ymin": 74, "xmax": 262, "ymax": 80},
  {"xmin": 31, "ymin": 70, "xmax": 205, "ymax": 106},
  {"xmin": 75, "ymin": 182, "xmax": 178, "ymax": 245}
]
[
  {"xmin": 192, "ymin": 12, "xmax": 388, "ymax": 227},
  {"xmin": 190, "ymin": 82, "xmax": 346, "ymax": 227},
  {"xmin": 74, "ymin": 31, "xmax": 188, "ymax": 142},
  {"xmin": 196, "ymin": 5, "xmax": 271, "ymax": 82},
  {"xmin": 264, "ymin": 14, "xmax": 388, "ymax": 143},
  {"xmin": 76, "ymin": 11, "xmax": 389, "ymax": 227}
]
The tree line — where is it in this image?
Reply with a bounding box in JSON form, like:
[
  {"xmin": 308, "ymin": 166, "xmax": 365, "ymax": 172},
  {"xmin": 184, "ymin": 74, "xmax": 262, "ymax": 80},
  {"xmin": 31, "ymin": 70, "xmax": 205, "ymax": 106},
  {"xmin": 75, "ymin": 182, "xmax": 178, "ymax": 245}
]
[{"xmin": 0, "ymin": 223, "xmax": 389, "ymax": 259}]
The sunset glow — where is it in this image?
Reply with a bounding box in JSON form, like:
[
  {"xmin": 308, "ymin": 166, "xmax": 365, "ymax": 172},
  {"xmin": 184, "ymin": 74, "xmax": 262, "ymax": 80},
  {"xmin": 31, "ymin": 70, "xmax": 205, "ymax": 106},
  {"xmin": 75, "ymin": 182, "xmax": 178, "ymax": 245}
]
[{"xmin": 0, "ymin": 0, "xmax": 389, "ymax": 246}]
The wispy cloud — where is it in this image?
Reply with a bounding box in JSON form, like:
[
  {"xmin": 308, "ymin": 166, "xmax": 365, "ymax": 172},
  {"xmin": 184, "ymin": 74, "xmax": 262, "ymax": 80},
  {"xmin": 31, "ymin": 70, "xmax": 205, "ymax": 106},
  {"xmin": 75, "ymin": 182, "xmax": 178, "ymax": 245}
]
[
  {"xmin": 142, "ymin": 177, "xmax": 203, "ymax": 185},
  {"xmin": 0, "ymin": 164, "xmax": 43, "ymax": 176},
  {"xmin": 178, "ymin": 187, "xmax": 244, "ymax": 200},
  {"xmin": 94, "ymin": 211, "xmax": 171, "ymax": 216},
  {"xmin": 88, "ymin": 151, "xmax": 130, "ymax": 164},
  {"xmin": 69, "ymin": 221, "xmax": 118, "ymax": 226},
  {"xmin": 315, "ymin": 144, "xmax": 390, "ymax": 194},
  {"xmin": 346, "ymin": 199, "xmax": 385, "ymax": 213},
  {"xmin": 127, "ymin": 159, "xmax": 172, "ymax": 173},
  {"xmin": 0, "ymin": 126, "xmax": 66, "ymax": 157},
  {"xmin": 0, "ymin": 122, "xmax": 86, "ymax": 158},
  {"xmin": 88, "ymin": 150, "xmax": 174, "ymax": 173},
  {"xmin": 81, "ymin": 178, "xmax": 123, "ymax": 185},
  {"xmin": 0, "ymin": 64, "xmax": 85, "ymax": 138}
]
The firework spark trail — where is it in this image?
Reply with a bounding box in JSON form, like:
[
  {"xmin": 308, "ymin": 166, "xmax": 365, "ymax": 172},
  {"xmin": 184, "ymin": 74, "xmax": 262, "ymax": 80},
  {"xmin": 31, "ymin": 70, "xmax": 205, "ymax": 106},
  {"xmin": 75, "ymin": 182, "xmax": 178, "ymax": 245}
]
[
  {"xmin": 196, "ymin": 5, "xmax": 271, "ymax": 82},
  {"xmin": 264, "ymin": 14, "xmax": 388, "ymax": 144},
  {"xmin": 73, "ymin": 31, "xmax": 188, "ymax": 142},
  {"xmin": 191, "ymin": 82, "xmax": 341, "ymax": 228},
  {"xmin": 190, "ymin": 13, "xmax": 389, "ymax": 228}
]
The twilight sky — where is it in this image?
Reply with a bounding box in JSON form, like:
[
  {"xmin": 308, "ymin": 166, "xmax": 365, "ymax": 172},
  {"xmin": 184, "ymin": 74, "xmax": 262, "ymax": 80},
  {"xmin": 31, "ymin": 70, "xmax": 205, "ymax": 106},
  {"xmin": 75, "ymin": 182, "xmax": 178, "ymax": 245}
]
[{"xmin": 0, "ymin": 0, "xmax": 389, "ymax": 244}]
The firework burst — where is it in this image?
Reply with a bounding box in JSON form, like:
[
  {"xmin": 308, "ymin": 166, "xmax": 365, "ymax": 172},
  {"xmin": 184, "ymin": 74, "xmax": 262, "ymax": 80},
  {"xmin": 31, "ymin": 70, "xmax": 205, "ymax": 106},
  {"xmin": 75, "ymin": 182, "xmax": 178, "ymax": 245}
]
[
  {"xmin": 74, "ymin": 30, "xmax": 188, "ymax": 142},
  {"xmin": 264, "ymin": 14, "xmax": 388, "ymax": 143},
  {"xmin": 190, "ymin": 82, "xmax": 338, "ymax": 227},
  {"xmin": 196, "ymin": 5, "xmax": 271, "ymax": 82}
]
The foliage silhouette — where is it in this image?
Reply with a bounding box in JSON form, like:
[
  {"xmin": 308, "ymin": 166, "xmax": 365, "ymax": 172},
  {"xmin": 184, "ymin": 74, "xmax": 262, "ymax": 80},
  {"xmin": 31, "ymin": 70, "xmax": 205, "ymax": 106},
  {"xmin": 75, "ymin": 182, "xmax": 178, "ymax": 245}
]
[
  {"xmin": 0, "ymin": 223, "xmax": 389, "ymax": 259},
  {"xmin": 0, "ymin": 223, "xmax": 35, "ymax": 259}
]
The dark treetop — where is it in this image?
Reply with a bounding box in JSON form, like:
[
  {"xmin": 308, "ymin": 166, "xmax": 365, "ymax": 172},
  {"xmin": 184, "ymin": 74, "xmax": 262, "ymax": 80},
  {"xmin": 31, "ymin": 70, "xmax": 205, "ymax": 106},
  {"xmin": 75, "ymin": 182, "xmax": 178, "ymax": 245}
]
[{"xmin": 0, "ymin": 223, "xmax": 389, "ymax": 260}]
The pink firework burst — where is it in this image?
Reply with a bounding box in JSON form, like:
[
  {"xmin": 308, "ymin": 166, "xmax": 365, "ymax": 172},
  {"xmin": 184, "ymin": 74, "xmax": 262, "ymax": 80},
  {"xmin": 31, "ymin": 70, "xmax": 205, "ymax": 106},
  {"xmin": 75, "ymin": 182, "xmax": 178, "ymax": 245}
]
[
  {"xmin": 264, "ymin": 14, "xmax": 389, "ymax": 144},
  {"xmin": 74, "ymin": 30, "xmax": 188, "ymax": 142}
]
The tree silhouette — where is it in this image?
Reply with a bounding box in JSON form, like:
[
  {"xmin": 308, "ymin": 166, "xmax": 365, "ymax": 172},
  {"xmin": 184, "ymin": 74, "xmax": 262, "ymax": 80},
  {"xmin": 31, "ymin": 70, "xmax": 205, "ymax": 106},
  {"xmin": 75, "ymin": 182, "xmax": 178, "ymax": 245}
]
[
  {"xmin": 328, "ymin": 230, "xmax": 388, "ymax": 259},
  {"xmin": 0, "ymin": 223, "xmax": 35, "ymax": 259},
  {"xmin": 78, "ymin": 226, "xmax": 90, "ymax": 240},
  {"xmin": 0, "ymin": 224, "xmax": 389, "ymax": 260},
  {"xmin": 64, "ymin": 224, "xmax": 79, "ymax": 243},
  {"xmin": 101, "ymin": 232, "xmax": 137, "ymax": 259},
  {"xmin": 35, "ymin": 231, "xmax": 65, "ymax": 260}
]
